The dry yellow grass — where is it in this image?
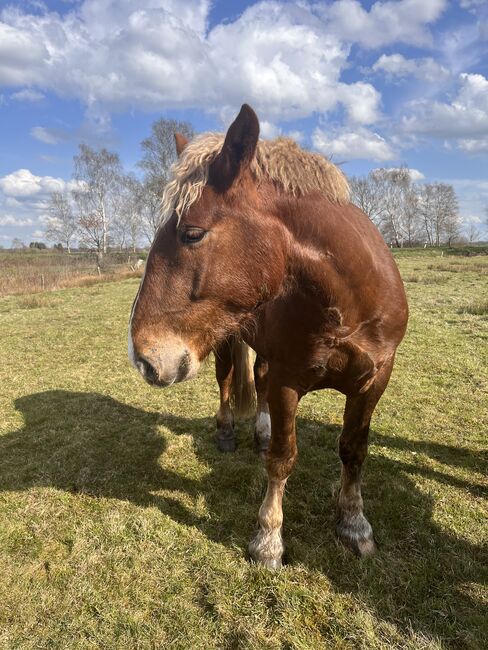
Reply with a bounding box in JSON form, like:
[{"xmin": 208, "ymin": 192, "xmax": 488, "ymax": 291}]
[{"xmin": 0, "ymin": 250, "xmax": 144, "ymax": 297}]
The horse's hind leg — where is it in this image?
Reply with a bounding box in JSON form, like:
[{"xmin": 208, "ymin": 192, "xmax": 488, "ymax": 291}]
[
  {"xmin": 336, "ymin": 358, "xmax": 394, "ymax": 557},
  {"xmin": 254, "ymin": 355, "xmax": 271, "ymax": 454},
  {"xmin": 215, "ymin": 339, "xmax": 236, "ymax": 452}
]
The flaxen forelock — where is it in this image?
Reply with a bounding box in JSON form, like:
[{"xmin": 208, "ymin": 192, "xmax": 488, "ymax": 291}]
[{"xmin": 160, "ymin": 133, "xmax": 350, "ymax": 226}]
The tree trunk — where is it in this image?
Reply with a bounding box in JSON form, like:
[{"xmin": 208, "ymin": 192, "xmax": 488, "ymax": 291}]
[{"xmin": 101, "ymin": 201, "xmax": 107, "ymax": 255}]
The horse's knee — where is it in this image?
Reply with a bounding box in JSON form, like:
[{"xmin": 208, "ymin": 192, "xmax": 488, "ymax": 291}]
[{"xmin": 266, "ymin": 449, "xmax": 297, "ymax": 482}]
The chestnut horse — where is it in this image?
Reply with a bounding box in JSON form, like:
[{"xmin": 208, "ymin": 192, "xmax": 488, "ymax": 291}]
[{"xmin": 129, "ymin": 105, "xmax": 408, "ymax": 568}]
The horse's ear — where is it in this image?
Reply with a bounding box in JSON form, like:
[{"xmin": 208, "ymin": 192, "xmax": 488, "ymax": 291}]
[
  {"xmin": 209, "ymin": 104, "xmax": 259, "ymax": 192},
  {"xmin": 174, "ymin": 133, "xmax": 189, "ymax": 156}
]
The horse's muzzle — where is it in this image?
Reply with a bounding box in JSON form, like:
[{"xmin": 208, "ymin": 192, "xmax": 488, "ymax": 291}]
[{"xmin": 134, "ymin": 349, "xmax": 194, "ymax": 387}]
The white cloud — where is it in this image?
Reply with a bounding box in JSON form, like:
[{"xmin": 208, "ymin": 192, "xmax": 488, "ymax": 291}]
[
  {"xmin": 5, "ymin": 197, "xmax": 22, "ymax": 208},
  {"xmin": 406, "ymin": 168, "xmax": 425, "ymax": 182},
  {"xmin": 0, "ymin": 0, "xmax": 442, "ymax": 125},
  {"xmin": 0, "ymin": 168, "xmax": 75, "ymax": 243},
  {"xmin": 372, "ymin": 53, "xmax": 450, "ymax": 82},
  {"xmin": 374, "ymin": 167, "xmax": 425, "ymax": 181},
  {"xmin": 260, "ymin": 120, "xmax": 281, "ymax": 139},
  {"xmin": 287, "ymin": 130, "xmax": 305, "ymax": 144},
  {"xmin": 337, "ymin": 82, "xmax": 382, "ymax": 124},
  {"xmin": 0, "ymin": 169, "xmax": 65, "ymax": 197},
  {"xmin": 312, "ymin": 127, "xmax": 395, "ymax": 161},
  {"xmin": 457, "ymin": 136, "xmax": 488, "ymax": 153},
  {"xmin": 31, "ymin": 126, "xmax": 63, "ymax": 145},
  {"xmin": 317, "ymin": 0, "xmax": 447, "ymax": 48},
  {"xmin": 0, "ymin": 215, "xmax": 34, "ymax": 227},
  {"xmin": 462, "ymin": 214, "xmax": 482, "ymax": 224},
  {"xmin": 402, "ymin": 73, "xmax": 488, "ymax": 145},
  {"xmin": 11, "ymin": 88, "xmax": 45, "ymax": 102}
]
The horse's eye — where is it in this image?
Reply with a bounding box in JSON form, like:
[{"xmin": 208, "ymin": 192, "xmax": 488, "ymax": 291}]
[{"xmin": 180, "ymin": 227, "xmax": 207, "ymax": 245}]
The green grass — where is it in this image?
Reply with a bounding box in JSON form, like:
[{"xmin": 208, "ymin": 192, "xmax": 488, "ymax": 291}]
[{"xmin": 0, "ymin": 253, "xmax": 487, "ymax": 649}]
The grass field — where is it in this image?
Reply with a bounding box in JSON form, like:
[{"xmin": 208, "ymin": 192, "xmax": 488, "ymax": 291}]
[{"xmin": 0, "ymin": 252, "xmax": 486, "ymax": 649}]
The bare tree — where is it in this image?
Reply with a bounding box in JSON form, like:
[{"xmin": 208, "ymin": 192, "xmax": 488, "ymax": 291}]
[
  {"xmin": 45, "ymin": 191, "xmax": 77, "ymax": 253},
  {"xmin": 370, "ymin": 167, "xmax": 422, "ymax": 247},
  {"xmin": 77, "ymin": 212, "xmax": 105, "ymax": 253},
  {"xmin": 378, "ymin": 168, "xmax": 406, "ymax": 247},
  {"xmin": 112, "ymin": 174, "xmax": 143, "ymax": 252},
  {"xmin": 419, "ymin": 183, "xmax": 460, "ymax": 246},
  {"xmin": 137, "ymin": 118, "xmax": 194, "ymax": 244},
  {"xmin": 11, "ymin": 237, "xmax": 25, "ymax": 250},
  {"xmin": 465, "ymin": 221, "xmax": 481, "ymax": 243},
  {"xmin": 72, "ymin": 145, "xmax": 123, "ymax": 256},
  {"xmin": 139, "ymin": 176, "xmax": 163, "ymax": 244},
  {"xmin": 349, "ymin": 174, "xmax": 384, "ymax": 226},
  {"xmin": 139, "ymin": 118, "xmax": 194, "ymax": 194},
  {"xmin": 351, "ymin": 167, "xmax": 422, "ymax": 246}
]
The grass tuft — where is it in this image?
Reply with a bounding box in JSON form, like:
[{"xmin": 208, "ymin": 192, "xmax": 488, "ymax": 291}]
[{"xmin": 459, "ymin": 298, "xmax": 488, "ymax": 316}]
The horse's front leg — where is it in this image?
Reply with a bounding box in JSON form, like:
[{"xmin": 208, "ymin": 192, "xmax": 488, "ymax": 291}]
[
  {"xmin": 249, "ymin": 377, "xmax": 299, "ymax": 569},
  {"xmin": 214, "ymin": 339, "xmax": 236, "ymax": 452}
]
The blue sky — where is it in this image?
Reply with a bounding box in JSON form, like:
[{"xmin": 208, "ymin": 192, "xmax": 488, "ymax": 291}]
[{"xmin": 1, "ymin": 0, "xmax": 487, "ymax": 244}]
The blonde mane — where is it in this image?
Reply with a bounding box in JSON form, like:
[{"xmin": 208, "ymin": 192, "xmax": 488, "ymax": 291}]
[{"xmin": 160, "ymin": 133, "xmax": 350, "ymax": 225}]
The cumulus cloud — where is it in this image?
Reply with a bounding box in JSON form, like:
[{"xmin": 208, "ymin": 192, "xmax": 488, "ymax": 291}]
[
  {"xmin": 0, "ymin": 0, "xmax": 447, "ymax": 125},
  {"xmin": 0, "ymin": 169, "xmax": 65, "ymax": 198},
  {"xmin": 260, "ymin": 121, "xmax": 282, "ymax": 139},
  {"xmin": 0, "ymin": 169, "xmax": 81, "ymax": 243},
  {"xmin": 312, "ymin": 127, "xmax": 395, "ymax": 161},
  {"xmin": 372, "ymin": 53, "xmax": 450, "ymax": 82},
  {"xmin": 402, "ymin": 73, "xmax": 488, "ymax": 142},
  {"xmin": 317, "ymin": 0, "xmax": 447, "ymax": 48}
]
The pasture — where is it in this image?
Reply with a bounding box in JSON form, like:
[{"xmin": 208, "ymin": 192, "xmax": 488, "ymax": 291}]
[
  {"xmin": 0, "ymin": 251, "xmax": 486, "ymax": 649},
  {"xmin": 0, "ymin": 250, "xmax": 144, "ymax": 298}
]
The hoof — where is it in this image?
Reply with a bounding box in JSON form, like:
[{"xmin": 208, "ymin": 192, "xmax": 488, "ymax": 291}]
[
  {"xmin": 248, "ymin": 529, "xmax": 284, "ymax": 570},
  {"xmin": 216, "ymin": 429, "xmax": 236, "ymax": 453},
  {"xmin": 336, "ymin": 513, "xmax": 377, "ymax": 558},
  {"xmin": 251, "ymin": 556, "xmax": 282, "ymax": 570}
]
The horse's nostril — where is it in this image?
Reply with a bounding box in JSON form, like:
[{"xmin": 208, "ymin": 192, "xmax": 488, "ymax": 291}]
[
  {"xmin": 138, "ymin": 357, "xmax": 158, "ymax": 383},
  {"xmin": 177, "ymin": 351, "xmax": 191, "ymax": 382}
]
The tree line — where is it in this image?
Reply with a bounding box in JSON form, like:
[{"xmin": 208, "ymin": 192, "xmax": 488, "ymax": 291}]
[
  {"xmin": 42, "ymin": 131, "xmax": 484, "ymax": 253},
  {"xmin": 44, "ymin": 119, "xmax": 194, "ymax": 255},
  {"xmin": 349, "ymin": 168, "xmax": 467, "ymax": 247}
]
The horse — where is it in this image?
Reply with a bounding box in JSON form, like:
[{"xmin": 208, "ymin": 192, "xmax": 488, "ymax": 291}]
[{"xmin": 128, "ymin": 104, "xmax": 408, "ymax": 569}]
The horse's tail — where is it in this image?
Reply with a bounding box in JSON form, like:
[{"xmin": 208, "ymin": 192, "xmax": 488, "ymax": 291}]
[{"xmin": 231, "ymin": 339, "xmax": 256, "ymax": 418}]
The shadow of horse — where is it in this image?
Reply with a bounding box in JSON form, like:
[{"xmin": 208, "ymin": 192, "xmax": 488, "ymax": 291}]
[{"xmin": 1, "ymin": 390, "xmax": 486, "ymax": 646}]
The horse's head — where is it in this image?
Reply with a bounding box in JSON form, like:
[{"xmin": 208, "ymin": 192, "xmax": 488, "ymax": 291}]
[{"xmin": 129, "ymin": 104, "xmax": 285, "ymax": 387}]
